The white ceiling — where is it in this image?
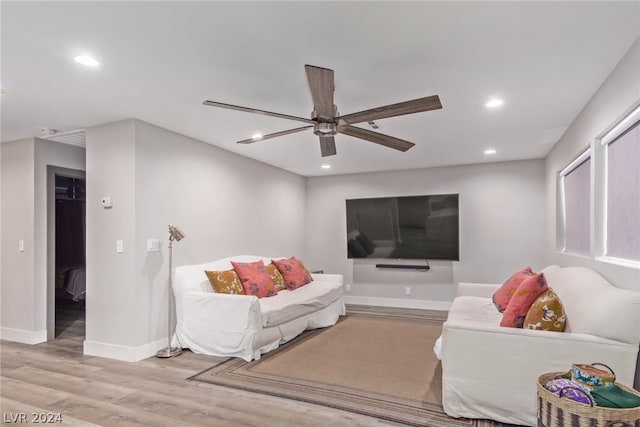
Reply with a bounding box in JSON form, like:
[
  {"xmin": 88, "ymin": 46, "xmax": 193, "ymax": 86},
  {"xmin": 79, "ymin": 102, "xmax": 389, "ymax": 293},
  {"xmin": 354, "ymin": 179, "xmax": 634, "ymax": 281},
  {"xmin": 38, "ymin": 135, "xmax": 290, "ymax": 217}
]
[{"xmin": 2, "ymin": 1, "xmax": 639, "ymax": 177}]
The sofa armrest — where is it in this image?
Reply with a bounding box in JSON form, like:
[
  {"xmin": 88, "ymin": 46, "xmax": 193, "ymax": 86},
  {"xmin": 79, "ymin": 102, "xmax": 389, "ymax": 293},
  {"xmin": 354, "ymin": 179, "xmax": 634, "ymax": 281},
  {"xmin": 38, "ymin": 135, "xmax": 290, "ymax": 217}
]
[
  {"xmin": 311, "ymin": 273, "xmax": 344, "ymax": 285},
  {"xmin": 179, "ymin": 291, "xmax": 262, "ymax": 332},
  {"xmin": 174, "ymin": 291, "xmax": 264, "ymax": 361},
  {"xmin": 456, "ymin": 282, "xmax": 500, "ymax": 298},
  {"xmin": 441, "ymin": 322, "xmax": 639, "ymax": 425}
]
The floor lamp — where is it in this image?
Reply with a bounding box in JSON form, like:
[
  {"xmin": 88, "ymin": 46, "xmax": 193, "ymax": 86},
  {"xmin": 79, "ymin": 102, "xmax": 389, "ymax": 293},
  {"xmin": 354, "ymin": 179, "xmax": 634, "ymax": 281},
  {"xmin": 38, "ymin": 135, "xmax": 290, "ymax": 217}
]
[{"xmin": 156, "ymin": 225, "xmax": 185, "ymax": 358}]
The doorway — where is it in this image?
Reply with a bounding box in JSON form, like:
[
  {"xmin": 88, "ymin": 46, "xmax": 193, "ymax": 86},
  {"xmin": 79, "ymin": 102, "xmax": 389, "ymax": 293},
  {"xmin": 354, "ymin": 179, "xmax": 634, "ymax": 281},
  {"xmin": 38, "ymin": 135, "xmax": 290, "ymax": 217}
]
[{"xmin": 47, "ymin": 169, "xmax": 86, "ymax": 340}]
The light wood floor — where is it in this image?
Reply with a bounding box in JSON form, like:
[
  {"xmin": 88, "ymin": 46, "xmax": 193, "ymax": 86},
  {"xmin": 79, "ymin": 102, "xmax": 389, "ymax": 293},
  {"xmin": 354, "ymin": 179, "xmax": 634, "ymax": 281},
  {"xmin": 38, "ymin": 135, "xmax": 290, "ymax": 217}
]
[{"xmin": 0, "ymin": 307, "xmax": 414, "ymax": 426}]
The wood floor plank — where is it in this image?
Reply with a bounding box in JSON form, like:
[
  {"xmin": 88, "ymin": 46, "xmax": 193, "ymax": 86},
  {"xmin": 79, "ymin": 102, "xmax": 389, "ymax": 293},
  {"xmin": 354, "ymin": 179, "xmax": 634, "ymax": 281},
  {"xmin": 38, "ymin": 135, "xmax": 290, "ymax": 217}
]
[
  {"xmin": 1, "ymin": 377, "xmax": 72, "ymax": 408},
  {"xmin": 4, "ymin": 366, "xmax": 138, "ymax": 403},
  {"xmin": 0, "ymin": 397, "xmax": 100, "ymax": 426}
]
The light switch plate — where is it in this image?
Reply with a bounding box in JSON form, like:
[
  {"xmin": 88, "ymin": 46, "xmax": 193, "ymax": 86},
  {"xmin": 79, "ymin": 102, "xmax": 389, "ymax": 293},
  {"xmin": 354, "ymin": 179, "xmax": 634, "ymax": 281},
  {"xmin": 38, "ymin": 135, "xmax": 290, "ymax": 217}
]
[
  {"xmin": 116, "ymin": 240, "xmax": 124, "ymax": 253},
  {"xmin": 18, "ymin": 240, "xmax": 24, "ymax": 252},
  {"xmin": 146, "ymin": 239, "xmax": 160, "ymax": 252}
]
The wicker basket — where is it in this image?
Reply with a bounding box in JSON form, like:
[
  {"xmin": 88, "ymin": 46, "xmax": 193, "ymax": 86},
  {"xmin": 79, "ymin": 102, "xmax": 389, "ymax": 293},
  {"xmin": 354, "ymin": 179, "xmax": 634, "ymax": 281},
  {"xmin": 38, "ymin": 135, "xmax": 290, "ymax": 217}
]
[{"xmin": 537, "ymin": 371, "xmax": 640, "ymax": 427}]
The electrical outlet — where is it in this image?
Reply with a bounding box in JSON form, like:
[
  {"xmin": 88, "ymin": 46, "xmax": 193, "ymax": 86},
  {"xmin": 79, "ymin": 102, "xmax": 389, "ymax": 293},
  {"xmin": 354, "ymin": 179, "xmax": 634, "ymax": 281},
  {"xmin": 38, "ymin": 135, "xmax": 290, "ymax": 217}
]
[
  {"xmin": 405, "ymin": 286, "xmax": 411, "ymax": 296},
  {"xmin": 345, "ymin": 284, "xmax": 352, "ymax": 292}
]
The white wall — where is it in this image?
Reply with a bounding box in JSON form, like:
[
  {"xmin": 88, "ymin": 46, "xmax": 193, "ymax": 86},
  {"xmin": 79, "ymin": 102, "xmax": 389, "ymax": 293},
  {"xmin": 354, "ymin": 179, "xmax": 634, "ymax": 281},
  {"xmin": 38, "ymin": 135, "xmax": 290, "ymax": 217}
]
[
  {"xmin": 85, "ymin": 119, "xmax": 307, "ymax": 360},
  {"xmin": 306, "ymin": 159, "xmax": 546, "ymax": 308},
  {"xmin": 545, "ymin": 38, "xmax": 640, "ymax": 291},
  {"xmin": 0, "ymin": 138, "xmax": 85, "ymax": 343},
  {"xmin": 1, "ymin": 139, "xmax": 36, "ymax": 341},
  {"xmin": 85, "ymin": 120, "xmax": 137, "ymax": 354}
]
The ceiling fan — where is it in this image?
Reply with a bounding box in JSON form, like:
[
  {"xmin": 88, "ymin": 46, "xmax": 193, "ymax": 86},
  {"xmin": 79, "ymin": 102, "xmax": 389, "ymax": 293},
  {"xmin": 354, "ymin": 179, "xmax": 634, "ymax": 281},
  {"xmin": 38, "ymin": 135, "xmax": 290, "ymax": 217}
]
[{"xmin": 203, "ymin": 65, "xmax": 442, "ymax": 157}]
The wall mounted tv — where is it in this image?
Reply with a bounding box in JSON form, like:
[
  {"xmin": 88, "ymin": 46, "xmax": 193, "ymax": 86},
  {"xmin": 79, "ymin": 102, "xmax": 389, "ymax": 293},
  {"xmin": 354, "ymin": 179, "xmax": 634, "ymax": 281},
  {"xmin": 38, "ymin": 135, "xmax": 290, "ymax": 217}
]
[{"xmin": 346, "ymin": 194, "xmax": 459, "ymax": 261}]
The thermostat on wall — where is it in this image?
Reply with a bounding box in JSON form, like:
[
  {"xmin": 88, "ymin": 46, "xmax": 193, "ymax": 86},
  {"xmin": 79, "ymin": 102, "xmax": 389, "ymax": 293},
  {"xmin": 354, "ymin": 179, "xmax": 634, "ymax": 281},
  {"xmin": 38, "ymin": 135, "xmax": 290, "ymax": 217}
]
[{"xmin": 100, "ymin": 197, "xmax": 112, "ymax": 208}]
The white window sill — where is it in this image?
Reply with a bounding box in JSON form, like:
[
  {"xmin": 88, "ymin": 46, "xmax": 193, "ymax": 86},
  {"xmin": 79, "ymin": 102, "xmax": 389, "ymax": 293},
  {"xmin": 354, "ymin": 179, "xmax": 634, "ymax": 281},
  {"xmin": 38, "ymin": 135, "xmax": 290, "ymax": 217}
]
[{"xmin": 595, "ymin": 256, "xmax": 640, "ymax": 270}]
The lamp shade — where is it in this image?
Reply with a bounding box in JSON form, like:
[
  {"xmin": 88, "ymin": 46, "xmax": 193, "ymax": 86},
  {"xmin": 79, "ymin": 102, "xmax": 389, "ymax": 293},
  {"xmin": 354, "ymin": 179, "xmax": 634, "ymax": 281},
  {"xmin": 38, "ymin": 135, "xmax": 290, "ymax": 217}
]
[{"xmin": 168, "ymin": 225, "xmax": 185, "ymax": 241}]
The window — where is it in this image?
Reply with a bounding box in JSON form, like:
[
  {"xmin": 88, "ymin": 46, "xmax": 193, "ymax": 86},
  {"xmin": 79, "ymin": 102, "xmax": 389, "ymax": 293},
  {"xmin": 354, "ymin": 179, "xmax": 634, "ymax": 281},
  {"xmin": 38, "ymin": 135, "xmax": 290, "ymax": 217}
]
[
  {"xmin": 602, "ymin": 111, "xmax": 640, "ymax": 262},
  {"xmin": 560, "ymin": 150, "xmax": 591, "ymax": 255}
]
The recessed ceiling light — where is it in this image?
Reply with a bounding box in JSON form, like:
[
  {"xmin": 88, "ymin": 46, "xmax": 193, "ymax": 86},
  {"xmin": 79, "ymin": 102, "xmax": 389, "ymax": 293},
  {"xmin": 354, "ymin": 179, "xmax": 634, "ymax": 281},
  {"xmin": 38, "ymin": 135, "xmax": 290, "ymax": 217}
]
[
  {"xmin": 321, "ymin": 164, "xmax": 331, "ymax": 169},
  {"xmin": 484, "ymin": 149, "xmax": 497, "ymax": 155},
  {"xmin": 485, "ymin": 98, "xmax": 504, "ymax": 108},
  {"xmin": 251, "ymin": 133, "xmax": 263, "ymax": 140},
  {"xmin": 74, "ymin": 55, "xmax": 100, "ymax": 67}
]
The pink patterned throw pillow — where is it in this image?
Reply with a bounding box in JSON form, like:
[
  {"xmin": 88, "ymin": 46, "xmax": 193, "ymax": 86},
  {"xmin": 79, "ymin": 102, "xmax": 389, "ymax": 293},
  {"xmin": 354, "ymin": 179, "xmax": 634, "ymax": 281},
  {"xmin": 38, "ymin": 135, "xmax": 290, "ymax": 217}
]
[
  {"xmin": 492, "ymin": 267, "xmax": 535, "ymax": 312},
  {"xmin": 500, "ymin": 273, "xmax": 549, "ymax": 328},
  {"xmin": 231, "ymin": 260, "xmax": 277, "ymax": 298},
  {"xmin": 272, "ymin": 257, "xmax": 313, "ymax": 290}
]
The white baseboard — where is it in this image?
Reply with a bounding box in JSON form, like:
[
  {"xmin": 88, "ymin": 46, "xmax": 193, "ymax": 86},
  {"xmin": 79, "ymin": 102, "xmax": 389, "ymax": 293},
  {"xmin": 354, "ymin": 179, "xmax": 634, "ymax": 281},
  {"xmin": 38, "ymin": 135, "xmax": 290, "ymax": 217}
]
[
  {"xmin": 0, "ymin": 327, "xmax": 47, "ymax": 344},
  {"xmin": 343, "ymin": 295, "xmax": 451, "ymax": 311},
  {"xmin": 84, "ymin": 337, "xmax": 167, "ymax": 362}
]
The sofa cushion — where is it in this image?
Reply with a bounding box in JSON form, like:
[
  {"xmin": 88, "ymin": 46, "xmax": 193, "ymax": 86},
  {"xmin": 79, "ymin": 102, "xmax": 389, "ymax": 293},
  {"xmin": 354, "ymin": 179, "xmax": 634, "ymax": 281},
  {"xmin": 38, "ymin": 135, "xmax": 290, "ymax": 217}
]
[
  {"xmin": 231, "ymin": 260, "xmax": 277, "ymax": 298},
  {"xmin": 492, "ymin": 267, "xmax": 535, "ymax": 312},
  {"xmin": 272, "ymin": 257, "xmax": 313, "ymax": 290},
  {"xmin": 523, "ymin": 289, "xmax": 566, "ymax": 332},
  {"xmin": 265, "ymin": 263, "xmax": 286, "ymax": 292},
  {"xmin": 258, "ymin": 279, "xmax": 344, "ymax": 328},
  {"xmin": 446, "ymin": 295, "xmax": 503, "ymax": 328},
  {"xmin": 500, "ymin": 273, "xmax": 548, "ymax": 328},
  {"xmin": 204, "ymin": 269, "xmax": 245, "ymax": 295}
]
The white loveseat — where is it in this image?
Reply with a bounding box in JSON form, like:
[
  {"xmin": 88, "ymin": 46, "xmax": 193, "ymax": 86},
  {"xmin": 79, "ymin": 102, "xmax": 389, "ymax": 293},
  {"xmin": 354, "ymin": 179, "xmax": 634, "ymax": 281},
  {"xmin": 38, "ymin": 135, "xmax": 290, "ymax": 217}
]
[
  {"xmin": 440, "ymin": 265, "xmax": 640, "ymax": 426},
  {"xmin": 172, "ymin": 255, "xmax": 345, "ymax": 361}
]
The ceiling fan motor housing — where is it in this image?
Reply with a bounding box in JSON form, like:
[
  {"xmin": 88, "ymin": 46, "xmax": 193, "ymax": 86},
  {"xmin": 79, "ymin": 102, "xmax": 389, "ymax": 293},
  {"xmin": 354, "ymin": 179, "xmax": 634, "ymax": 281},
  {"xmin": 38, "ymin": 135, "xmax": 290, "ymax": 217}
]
[
  {"xmin": 313, "ymin": 122, "xmax": 337, "ymax": 137},
  {"xmin": 311, "ymin": 104, "xmax": 339, "ymax": 136}
]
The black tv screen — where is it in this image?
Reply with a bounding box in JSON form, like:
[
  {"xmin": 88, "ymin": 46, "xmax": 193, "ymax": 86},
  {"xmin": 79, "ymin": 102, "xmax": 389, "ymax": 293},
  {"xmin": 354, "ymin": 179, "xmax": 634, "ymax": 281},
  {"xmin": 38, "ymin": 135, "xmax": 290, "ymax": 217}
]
[{"xmin": 346, "ymin": 194, "xmax": 459, "ymax": 260}]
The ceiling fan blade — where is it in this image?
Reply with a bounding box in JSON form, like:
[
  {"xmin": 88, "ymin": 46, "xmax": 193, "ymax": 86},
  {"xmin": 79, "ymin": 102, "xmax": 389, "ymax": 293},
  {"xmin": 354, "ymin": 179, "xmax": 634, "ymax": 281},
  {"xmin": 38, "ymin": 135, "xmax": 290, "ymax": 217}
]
[
  {"xmin": 305, "ymin": 65, "xmax": 335, "ymax": 121},
  {"xmin": 338, "ymin": 125, "xmax": 415, "ymax": 152},
  {"xmin": 340, "ymin": 95, "xmax": 442, "ymax": 125},
  {"xmin": 237, "ymin": 125, "xmax": 313, "ymax": 144},
  {"xmin": 319, "ymin": 136, "xmax": 337, "ymax": 157},
  {"xmin": 203, "ymin": 100, "xmax": 315, "ymax": 124}
]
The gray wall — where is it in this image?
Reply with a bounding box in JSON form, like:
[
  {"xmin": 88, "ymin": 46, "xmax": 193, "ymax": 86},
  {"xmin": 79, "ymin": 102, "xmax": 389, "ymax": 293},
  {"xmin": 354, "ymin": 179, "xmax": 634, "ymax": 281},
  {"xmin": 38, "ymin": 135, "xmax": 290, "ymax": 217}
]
[
  {"xmin": 85, "ymin": 119, "xmax": 307, "ymax": 360},
  {"xmin": 545, "ymin": 38, "xmax": 640, "ymax": 291},
  {"xmin": 0, "ymin": 138, "xmax": 85, "ymax": 342},
  {"xmin": 306, "ymin": 159, "xmax": 547, "ymax": 307}
]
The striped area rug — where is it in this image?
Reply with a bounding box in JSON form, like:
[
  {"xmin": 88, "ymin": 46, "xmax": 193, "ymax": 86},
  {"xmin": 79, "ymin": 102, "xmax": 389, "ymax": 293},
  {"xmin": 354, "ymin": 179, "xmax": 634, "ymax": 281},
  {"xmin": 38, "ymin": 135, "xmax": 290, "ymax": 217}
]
[{"xmin": 189, "ymin": 305, "xmax": 502, "ymax": 427}]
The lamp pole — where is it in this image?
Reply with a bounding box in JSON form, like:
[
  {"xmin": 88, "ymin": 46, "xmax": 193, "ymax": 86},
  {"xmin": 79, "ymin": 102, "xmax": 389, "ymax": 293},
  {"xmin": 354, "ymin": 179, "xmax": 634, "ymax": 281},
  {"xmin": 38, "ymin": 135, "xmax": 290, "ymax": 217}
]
[{"xmin": 156, "ymin": 232, "xmax": 182, "ymax": 358}]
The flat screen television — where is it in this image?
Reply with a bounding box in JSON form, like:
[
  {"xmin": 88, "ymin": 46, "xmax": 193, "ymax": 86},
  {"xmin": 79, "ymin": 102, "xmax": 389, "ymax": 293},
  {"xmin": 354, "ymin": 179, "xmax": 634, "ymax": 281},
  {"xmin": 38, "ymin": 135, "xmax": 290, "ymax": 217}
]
[{"xmin": 346, "ymin": 194, "xmax": 459, "ymax": 260}]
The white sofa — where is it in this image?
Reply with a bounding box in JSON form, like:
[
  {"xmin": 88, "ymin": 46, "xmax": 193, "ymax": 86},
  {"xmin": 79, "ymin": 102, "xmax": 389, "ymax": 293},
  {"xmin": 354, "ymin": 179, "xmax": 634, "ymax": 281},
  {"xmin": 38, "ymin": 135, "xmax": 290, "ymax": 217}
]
[
  {"xmin": 172, "ymin": 255, "xmax": 345, "ymax": 361},
  {"xmin": 440, "ymin": 265, "xmax": 640, "ymax": 426}
]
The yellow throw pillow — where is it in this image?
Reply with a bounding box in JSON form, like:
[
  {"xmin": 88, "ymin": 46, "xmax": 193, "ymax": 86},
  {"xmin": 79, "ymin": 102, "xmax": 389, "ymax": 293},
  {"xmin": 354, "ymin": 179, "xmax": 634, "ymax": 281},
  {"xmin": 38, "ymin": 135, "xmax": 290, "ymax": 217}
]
[
  {"xmin": 265, "ymin": 263, "xmax": 286, "ymax": 292},
  {"xmin": 523, "ymin": 288, "xmax": 566, "ymax": 332},
  {"xmin": 204, "ymin": 269, "xmax": 245, "ymax": 295}
]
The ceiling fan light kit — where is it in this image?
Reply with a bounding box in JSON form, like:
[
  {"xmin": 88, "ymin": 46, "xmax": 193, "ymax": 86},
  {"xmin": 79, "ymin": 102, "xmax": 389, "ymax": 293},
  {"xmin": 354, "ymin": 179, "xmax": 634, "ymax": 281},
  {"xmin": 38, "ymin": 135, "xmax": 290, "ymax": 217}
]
[{"xmin": 203, "ymin": 65, "xmax": 442, "ymax": 157}]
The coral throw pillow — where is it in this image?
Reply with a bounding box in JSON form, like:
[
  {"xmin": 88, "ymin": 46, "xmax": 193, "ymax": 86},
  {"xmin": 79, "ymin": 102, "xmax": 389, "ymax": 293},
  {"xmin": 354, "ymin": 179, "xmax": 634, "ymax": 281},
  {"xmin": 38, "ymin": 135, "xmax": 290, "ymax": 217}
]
[
  {"xmin": 272, "ymin": 257, "xmax": 313, "ymax": 290},
  {"xmin": 500, "ymin": 273, "xmax": 549, "ymax": 328},
  {"xmin": 265, "ymin": 263, "xmax": 286, "ymax": 292},
  {"xmin": 204, "ymin": 269, "xmax": 245, "ymax": 295},
  {"xmin": 524, "ymin": 288, "xmax": 566, "ymax": 332},
  {"xmin": 231, "ymin": 261, "xmax": 277, "ymax": 298},
  {"xmin": 492, "ymin": 267, "xmax": 535, "ymax": 312}
]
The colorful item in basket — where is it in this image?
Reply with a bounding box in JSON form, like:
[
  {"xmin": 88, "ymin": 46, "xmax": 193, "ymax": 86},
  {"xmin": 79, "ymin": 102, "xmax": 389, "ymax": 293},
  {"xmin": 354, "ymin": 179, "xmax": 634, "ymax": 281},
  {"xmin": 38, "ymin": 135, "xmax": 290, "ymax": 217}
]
[
  {"xmin": 591, "ymin": 384, "xmax": 640, "ymax": 409},
  {"xmin": 545, "ymin": 378, "xmax": 592, "ymax": 405},
  {"xmin": 571, "ymin": 364, "xmax": 615, "ymax": 389}
]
